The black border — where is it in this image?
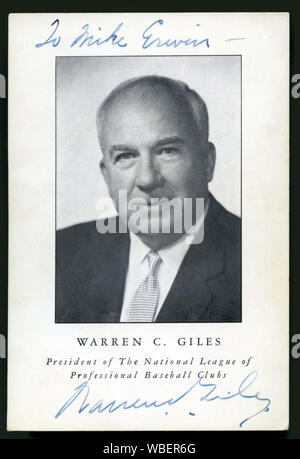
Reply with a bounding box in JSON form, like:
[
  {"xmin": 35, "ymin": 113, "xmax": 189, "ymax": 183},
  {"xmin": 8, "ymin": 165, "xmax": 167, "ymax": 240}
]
[
  {"xmin": 54, "ymin": 54, "xmax": 242, "ymax": 324},
  {"xmin": 0, "ymin": 3, "xmax": 298, "ymax": 442}
]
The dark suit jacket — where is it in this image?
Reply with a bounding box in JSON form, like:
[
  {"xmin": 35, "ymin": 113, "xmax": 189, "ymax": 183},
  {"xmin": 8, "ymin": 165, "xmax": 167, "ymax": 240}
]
[{"xmin": 55, "ymin": 194, "xmax": 241, "ymax": 323}]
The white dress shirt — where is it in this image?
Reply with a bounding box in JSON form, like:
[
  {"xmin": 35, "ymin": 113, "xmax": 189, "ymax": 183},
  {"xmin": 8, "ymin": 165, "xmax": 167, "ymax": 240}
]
[{"xmin": 120, "ymin": 200, "xmax": 209, "ymax": 322}]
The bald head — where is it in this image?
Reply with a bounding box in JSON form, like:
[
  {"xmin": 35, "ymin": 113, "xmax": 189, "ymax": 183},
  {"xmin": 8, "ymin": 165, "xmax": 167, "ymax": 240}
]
[{"xmin": 97, "ymin": 75, "xmax": 209, "ymax": 150}]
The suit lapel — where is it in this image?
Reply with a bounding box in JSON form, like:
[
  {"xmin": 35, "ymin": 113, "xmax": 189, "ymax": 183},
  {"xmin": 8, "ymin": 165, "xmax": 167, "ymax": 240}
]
[{"xmin": 156, "ymin": 197, "xmax": 225, "ymax": 322}]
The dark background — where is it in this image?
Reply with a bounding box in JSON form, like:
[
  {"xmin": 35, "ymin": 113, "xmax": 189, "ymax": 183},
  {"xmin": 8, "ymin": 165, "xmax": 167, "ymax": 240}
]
[{"xmin": 0, "ymin": 0, "xmax": 298, "ymax": 446}]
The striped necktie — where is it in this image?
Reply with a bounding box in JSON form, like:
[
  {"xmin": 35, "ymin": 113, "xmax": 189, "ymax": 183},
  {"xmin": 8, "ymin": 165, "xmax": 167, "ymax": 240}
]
[{"xmin": 126, "ymin": 250, "xmax": 162, "ymax": 322}]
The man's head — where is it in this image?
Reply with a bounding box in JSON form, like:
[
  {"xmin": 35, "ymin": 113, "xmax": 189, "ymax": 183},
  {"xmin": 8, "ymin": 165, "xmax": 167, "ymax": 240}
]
[{"xmin": 97, "ymin": 75, "xmax": 216, "ymax": 248}]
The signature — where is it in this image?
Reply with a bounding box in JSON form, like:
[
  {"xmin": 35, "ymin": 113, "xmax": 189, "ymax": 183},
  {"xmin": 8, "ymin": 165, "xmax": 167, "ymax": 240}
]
[
  {"xmin": 35, "ymin": 19, "xmax": 245, "ymax": 49},
  {"xmin": 55, "ymin": 371, "xmax": 270, "ymax": 428}
]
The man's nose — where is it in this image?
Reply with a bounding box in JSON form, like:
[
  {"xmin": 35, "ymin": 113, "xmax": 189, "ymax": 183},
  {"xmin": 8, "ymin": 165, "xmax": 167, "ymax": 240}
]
[{"xmin": 135, "ymin": 153, "xmax": 162, "ymax": 192}]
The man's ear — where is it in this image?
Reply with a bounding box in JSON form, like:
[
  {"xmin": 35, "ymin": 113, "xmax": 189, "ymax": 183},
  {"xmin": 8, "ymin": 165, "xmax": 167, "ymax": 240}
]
[
  {"xmin": 206, "ymin": 142, "xmax": 216, "ymax": 183},
  {"xmin": 100, "ymin": 159, "xmax": 109, "ymax": 185}
]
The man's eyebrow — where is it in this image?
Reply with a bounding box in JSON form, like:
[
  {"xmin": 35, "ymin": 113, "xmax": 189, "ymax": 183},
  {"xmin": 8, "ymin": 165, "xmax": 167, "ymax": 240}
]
[
  {"xmin": 154, "ymin": 137, "xmax": 184, "ymax": 148},
  {"xmin": 109, "ymin": 145, "xmax": 136, "ymax": 155}
]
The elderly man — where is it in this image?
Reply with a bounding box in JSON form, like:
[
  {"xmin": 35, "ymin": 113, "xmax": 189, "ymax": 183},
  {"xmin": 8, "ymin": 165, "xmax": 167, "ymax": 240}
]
[{"xmin": 56, "ymin": 75, "xmax": 241, "ymax": 323}]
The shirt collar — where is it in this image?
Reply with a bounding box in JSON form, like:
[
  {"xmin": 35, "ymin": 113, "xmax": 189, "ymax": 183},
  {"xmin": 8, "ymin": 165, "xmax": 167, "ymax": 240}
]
[{"xmin": 128, "ymin": 230, "xmax": 150, "ymax": 267}]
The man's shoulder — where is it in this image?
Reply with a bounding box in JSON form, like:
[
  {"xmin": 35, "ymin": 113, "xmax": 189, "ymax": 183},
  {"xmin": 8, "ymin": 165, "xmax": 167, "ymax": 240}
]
[
  {"xmin": 208, "ymin": 194, "xmax": 241, "ymax": 246},
  {"xmin": 57, "ymin": 218, "xmax": 125, "ymax": 239},
  {"xmin": 56, "ymin": 218, "xmax": 128, "ymax": 260},
  {"xmin": 57, "ymin": 220, "xmax": 98, "ymax": 239}
]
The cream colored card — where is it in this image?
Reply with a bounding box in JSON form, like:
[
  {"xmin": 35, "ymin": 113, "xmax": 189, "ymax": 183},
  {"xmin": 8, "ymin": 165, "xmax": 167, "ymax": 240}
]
[{"xmin": 7, "ymin": 12, "xmax": 289, "ymax": 430}]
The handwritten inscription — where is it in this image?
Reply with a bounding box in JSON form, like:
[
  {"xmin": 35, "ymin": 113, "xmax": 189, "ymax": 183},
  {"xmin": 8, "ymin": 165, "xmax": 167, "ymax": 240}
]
[
  {"xmin": 71, "ymin": 23, "xmax": 127, "ymax": 48},
  {"xmin": 35, "ymin": 19, "xmax": 61, "ymax": 48},
  {"xmin": 55, "ymin": 371, "xmax": 270, "ymax": 428},
  {"xmin": 142, "ymin": 20, "xmax": 209, "ymax": 49},
  {"xmin": 35, "ymin": 19, "xmax": 245, "ymax": 50}
]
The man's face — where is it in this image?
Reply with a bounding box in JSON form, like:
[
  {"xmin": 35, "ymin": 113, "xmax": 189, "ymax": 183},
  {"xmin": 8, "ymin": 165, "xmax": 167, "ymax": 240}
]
[{"xmin": 99, "ymin": 85, "xmax": 215, "ymax": 236}]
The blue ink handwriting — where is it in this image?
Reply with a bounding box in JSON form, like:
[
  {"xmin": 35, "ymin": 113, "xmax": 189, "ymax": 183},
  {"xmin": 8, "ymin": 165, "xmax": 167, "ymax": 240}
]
[
  {"xmin": 55, "ymin": 371, "xmax": 270, "ymax": 428},
  {"xmin": 70, "ymin": 23, "xmax": 127, "ymax": 48},
  {"xmin": 142, "ymin": 20, "xmax": 210, "ymax": 49},
  {"xmin": 35, "ymin": 19, "xmax": 246, "ymax": 50},
  {"xmin": 225, "ymin": 37, "xmax": 245, "ymax": 42},
  {"xmin": 35, "ymin": 19, "xmax": 61, "ymax": 48}
]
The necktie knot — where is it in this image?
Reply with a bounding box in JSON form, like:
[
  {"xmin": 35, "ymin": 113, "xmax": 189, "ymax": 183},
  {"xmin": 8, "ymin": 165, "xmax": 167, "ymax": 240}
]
[{"xmin": 147, "ymin": 250, "xmax": 161, "ymax": 277}]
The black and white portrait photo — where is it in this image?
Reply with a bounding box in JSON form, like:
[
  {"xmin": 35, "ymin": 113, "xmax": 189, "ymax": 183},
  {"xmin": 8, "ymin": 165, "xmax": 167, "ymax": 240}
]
[{"xmin": 55, "ymin": 56, "xmax": 241, "ymax": 323}]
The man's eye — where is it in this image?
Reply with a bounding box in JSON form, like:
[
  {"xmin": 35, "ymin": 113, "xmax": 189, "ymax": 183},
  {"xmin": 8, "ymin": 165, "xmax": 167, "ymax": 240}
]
[
  {"xmin": 115, "ymin": 152, "xmax": 136, "ymax": 162},
  {"xmin": 159, "ymin": 147, "xmax": 178, "ymax": 155}
]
